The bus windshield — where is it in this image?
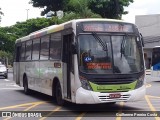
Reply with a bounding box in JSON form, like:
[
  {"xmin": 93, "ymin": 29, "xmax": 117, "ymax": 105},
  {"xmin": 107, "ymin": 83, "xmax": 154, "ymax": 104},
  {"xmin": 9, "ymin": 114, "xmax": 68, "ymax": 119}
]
[{"xmin": 78, "ymin": 34, "xmax": 143, "ymax": 74}]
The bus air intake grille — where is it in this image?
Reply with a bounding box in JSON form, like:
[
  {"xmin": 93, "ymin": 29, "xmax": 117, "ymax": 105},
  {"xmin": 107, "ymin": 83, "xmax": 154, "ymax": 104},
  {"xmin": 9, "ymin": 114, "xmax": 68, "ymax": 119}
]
[
  {"xmin": 98, "ymin": 94, "xmax": 130, "ymax": 102},
  {"xmin": 91, "ymin": 78, "xmax": 135, "ymax": 85}
]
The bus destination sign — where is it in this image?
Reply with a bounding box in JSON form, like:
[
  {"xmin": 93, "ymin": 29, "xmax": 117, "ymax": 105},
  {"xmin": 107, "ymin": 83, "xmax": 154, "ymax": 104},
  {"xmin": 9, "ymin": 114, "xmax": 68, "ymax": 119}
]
[{"xmin": 82, "ymin": 23, "xmax": 133, "ymax": 33}]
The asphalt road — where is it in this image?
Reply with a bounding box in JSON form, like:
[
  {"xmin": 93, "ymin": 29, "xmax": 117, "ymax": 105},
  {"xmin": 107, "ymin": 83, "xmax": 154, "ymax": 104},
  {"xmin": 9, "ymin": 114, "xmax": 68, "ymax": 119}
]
[{"xmin": 0, "ymin": 72, "xmax": 160, "ymax": 120}]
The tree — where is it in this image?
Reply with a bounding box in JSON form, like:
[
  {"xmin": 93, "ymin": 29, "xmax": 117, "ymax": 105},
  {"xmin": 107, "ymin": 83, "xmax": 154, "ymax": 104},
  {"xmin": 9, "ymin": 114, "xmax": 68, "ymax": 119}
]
[
  {"xmin": 88, "ymin": 0, "xmax": 133, "ymax": 19},
  {"xmin": 29, "ymin": 0, "xmax": 67, "ymax": 16},
  {"xmin": 0, "ymin": 50, "xmax": 13, "ymax": 66},
  {"xmin": 30, "ymin": 0, "xmax": 133, "ymax": 19},
  {"xmin": 67, "ymin": 0, "xmax": 101, "ymax": 18},
  {"xmin": 0, "ymin": 18, "xmax": 57, "ymax": 53},
  {"xmin": 14, "ymin": 18, "xmax": 56, "ymax": 36},
  {"xmin": 30, "ymin": 0, "xmax": 101, "ymax": 18},
  {"xmin": 0, "ymin": 30, "xmax": 15, "ymax": 53},
  {"xmin": 0, "ymin": 17, "xmax": 57, "ymax": 65},
  {"xmin": 0, "ymin": 8, "xmax": 4, "ymax": 23}
]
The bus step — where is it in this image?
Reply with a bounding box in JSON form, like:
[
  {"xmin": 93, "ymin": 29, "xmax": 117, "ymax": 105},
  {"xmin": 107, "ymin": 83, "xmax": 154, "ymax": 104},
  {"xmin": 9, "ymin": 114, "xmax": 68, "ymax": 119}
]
[{"xmin": 145, "ymin": 69, "xmax": 151, "ymax": 75}]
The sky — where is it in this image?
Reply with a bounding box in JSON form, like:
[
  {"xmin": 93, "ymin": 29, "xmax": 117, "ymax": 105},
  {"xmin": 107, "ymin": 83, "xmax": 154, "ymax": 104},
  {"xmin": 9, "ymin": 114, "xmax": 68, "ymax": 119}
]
[
  {"xmin": 0, "ymin": 0, "xmax": 42, "ymax": 27},
  {"xmin": 0, "ymin": 0, "xmax": 160, "ymax": 27},
  {"xmin": 122, "ymin": 0, "xmax": 160, "ymax": 23}
]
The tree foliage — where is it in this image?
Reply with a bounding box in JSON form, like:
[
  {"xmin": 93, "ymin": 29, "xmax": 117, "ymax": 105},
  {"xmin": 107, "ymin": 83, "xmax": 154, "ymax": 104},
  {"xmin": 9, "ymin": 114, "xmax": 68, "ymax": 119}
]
[
  {"xmin": 29, "ymin": 0, "xmax": 133, "ymax": 19},
  {"xmin": 0, "ymin": 28, "xmax": 15, "ymax": 65},
  {"xmin": 88, "ymin": 0, "xmax": 133, "ymax": 19},
  {"xmin": 0, "ymin": 8, "xmax": 4, "ymax": 23},
  {"xmin": 0, "ymin": 18, "xmax": 56, "ymax": 53},
  {"xmin": 13, "ymin": 18, "xmax": 56, "ymax": 36},
  {"xmin": 0, "ymin": 50, "xmax": 13, "ymax": 66},
  {"xmin": 0, "ymin": 17, "xmax": 56, "ymax": 65},
  {"xmin": 29, "ymin": 0, "xmax": 67, "ymax": 16},
  {"xmin": 0, "ymin": 28, "xmax": 15, "ymax": 53},
  {"xmin": 67, "ymin": 0, "xmax": 101, "ymax": 18}
]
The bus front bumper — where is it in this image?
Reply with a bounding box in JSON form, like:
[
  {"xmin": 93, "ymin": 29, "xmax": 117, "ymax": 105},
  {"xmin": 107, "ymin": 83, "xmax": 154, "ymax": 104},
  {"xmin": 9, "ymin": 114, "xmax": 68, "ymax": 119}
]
[{"xmin": 76, "ymin": 85, "xmax": 146, "ymax": 104}]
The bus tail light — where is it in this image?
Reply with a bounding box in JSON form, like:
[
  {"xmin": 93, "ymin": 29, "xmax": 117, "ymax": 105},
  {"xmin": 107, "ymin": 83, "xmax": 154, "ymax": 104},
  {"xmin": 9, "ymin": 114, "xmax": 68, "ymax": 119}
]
[{"xmin": 79, "ymin": 76, "xmax": 92, "ymax": 90}]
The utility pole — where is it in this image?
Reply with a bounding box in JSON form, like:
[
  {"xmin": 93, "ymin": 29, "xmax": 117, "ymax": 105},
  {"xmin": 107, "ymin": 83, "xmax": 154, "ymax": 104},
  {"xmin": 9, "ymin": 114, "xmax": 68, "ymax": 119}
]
[{"xmin": 26, "ymin": 9, "xmax": 29, "ymax": 20}]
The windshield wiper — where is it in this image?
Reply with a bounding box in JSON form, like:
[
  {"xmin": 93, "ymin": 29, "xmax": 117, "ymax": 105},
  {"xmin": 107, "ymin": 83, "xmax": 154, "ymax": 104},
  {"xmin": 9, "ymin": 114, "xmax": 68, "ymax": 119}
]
[
  {"xmin": 120, "ymin": 35, "xmax": 128, "ymax": 58},
  {"xmin": 92, "ymin": 32, "xmax": 108, "ymax": 52}
]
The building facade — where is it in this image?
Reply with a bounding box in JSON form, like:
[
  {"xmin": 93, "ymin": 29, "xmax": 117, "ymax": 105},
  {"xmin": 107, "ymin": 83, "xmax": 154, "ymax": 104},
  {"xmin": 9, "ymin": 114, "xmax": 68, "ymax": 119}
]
[{"xmin": 135, "ymin": 14, "xmax": 160, "ymax": 69}]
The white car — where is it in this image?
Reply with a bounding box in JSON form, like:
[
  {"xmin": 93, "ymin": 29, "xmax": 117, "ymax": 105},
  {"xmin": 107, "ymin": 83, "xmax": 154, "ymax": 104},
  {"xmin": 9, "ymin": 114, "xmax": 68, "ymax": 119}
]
[{"xmin": 0, "ymin": 64, "xmax": 8, "ymax": 78}]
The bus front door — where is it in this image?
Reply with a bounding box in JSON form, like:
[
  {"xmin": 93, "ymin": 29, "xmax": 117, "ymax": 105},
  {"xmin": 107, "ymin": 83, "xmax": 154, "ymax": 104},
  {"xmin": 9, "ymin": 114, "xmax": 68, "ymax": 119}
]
[
  {"xmin": 62, "ymin": 34, "xmax": 72, "ymax": 99},
  {"xmin": 14, "ymin": 45, "xmax": 21, "ymax": 85}
]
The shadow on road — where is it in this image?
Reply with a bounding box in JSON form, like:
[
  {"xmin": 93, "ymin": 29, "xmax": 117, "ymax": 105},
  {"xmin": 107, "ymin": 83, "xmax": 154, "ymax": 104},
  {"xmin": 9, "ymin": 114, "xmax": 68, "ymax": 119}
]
[
  {"xmin": 14, "ymin": 89, "xmax": 142, "ymax": 114},
  {"xmin": 15, "ymin": 89, "xmax": 54, "ymax": 102},
  {"xmin": 152, "ymin": 80, "xmax": 160, "ymax": 83}
]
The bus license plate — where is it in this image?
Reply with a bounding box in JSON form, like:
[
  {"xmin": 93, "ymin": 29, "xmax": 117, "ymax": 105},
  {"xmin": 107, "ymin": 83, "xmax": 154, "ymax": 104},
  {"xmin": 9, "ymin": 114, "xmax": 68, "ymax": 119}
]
[{"xmin": 109, "ymin": 93, "xmax": 121, "ymax": 99}]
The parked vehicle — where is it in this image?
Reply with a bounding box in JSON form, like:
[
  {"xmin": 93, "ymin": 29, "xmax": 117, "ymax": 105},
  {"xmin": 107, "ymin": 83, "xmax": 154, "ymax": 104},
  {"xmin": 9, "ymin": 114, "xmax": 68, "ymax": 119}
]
[{"xmin": 0, "ymin": 64, "xmax": 8, "ymax": 79}]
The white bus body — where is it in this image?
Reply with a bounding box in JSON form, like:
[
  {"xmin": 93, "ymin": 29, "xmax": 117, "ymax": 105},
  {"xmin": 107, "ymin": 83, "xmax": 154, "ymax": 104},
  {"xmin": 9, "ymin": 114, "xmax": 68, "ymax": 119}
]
[{"xmin": 13, "ymin": 19, "xmax": 145, "ymax": 105}]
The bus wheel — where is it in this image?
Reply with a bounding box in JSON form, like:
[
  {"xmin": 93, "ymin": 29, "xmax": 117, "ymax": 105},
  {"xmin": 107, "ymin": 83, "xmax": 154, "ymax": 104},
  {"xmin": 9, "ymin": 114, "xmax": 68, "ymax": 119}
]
[
  {"xmin": 55, "ymin": 82, "xmax": 64, "ymax": 106},
  {"xmin": 23, "ymin": 76, "xmax": 30, "ymax": 95}
]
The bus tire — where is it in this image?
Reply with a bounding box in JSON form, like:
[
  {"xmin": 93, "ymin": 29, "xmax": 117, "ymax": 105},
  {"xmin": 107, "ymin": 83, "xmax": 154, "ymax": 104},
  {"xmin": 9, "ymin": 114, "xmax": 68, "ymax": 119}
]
[
  {"xmin": 23, "ymin": 76, "xmax": 30, "ymax": 95},
  {"xmin": 55, "ymin": 82, "xmax": 64, "ymax": 106},
  {"xmin": 5, "ymin": 75, "xmax": 8, "ymax": 79}
]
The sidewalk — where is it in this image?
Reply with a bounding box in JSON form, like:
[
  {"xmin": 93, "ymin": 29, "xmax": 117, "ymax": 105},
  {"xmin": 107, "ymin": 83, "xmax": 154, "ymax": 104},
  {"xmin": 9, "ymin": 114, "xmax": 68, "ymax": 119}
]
[{"xmin": 8, "ymin": 68, "xmax": 13, "ymax": 73}]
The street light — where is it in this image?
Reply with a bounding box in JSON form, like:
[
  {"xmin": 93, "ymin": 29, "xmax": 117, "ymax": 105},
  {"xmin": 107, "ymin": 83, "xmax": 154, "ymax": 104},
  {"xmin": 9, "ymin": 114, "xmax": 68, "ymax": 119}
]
[{"xmin": 26, "ymin": 9, "xmax": 29, "ymax": 20}]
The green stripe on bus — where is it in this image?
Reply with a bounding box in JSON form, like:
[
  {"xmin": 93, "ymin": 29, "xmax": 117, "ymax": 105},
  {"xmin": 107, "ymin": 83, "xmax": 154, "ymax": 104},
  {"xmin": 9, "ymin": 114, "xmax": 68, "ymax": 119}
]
[{"xmin": 89, "ymin": 80, "xmax": 137, "ymax": 92}]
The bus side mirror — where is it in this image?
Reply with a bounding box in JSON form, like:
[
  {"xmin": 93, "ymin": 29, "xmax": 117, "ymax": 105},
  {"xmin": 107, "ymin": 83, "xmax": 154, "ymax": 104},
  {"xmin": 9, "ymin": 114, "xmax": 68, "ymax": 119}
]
[{"xmin": 71, "ymin": 43, "xmax": 77, "ymax": 54}]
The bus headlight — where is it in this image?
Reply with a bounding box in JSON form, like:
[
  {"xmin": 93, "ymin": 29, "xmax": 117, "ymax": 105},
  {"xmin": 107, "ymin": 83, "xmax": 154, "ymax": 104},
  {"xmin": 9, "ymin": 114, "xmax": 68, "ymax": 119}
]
[
  {"xmin": 135, "ymin": 75, "xmax": 144, "ymax": 89},
  {"xmin": 79, "ymin": 76, "xmax": 92, "ymax": 90}
]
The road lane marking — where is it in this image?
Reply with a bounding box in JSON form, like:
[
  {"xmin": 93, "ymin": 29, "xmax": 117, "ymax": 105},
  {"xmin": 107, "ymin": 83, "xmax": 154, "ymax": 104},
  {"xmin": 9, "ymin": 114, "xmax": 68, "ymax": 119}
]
[
  {"xmin": 3, "ymin": 116, "xmax": 11, "ymax": 120},
  {"xmin": 146, "ymin": 84, "xmax": 152, "ymax": 88},
  {"xmin": 116, "ymin": 102, "xmax": 124, "ymax": 120},
  {"xmin": 147, "ymin": 95, "xmax": 160, "ymax": 99},
  {"xmin": 39, "ymin": 106, "xmax": 62, "ymax": 120},
  {"xmin": 24, "ymin": 102, "xmax": 44, "ymax": 111},
  {"xmin": 4, "ymin": 79, "xmax": 10, "ymax": 81},
  {"xmin": 6, "ymin": 84, "xmax": 19, "ymax": 87},
  {"xmin": 0, "ymin": 88, "xmax": 22, "ymax": 90},
  {"xmin": 0, "ymin": 101, "xmax": 47, "ymax": 110},
  {"xmin": 145, "ymin": 95, "xmax": 160, "ymax": 120},
  {"xmin": 75, "ymin": 112, "xmax": 86, "ymax": 120},
  {"xmin": 3, "ymin": 102, "xmax": 48, "ymax": 120}
]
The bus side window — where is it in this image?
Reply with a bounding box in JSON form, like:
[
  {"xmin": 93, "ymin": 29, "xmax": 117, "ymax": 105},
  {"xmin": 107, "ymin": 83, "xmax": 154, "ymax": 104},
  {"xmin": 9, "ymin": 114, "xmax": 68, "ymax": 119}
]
[
  {"xmin": 20, "ymin": 42, "xmax": 26, "ymax": 61},
  {"xmin": 32, "ymin": 38, "xmax": 40, "ymax": 60},
  {"xmin": 40, "ymin": 35, "xmax": 50, "ymax": 60},
  {"xmin": 25, "ymin": 40, "xmax": 32, "ymax": 61},
  {"xmin": 14, "ymin": 44, "xmax": 21, "ymax": 62},
  {"xmin": 50, "ymin": 33, "xmax": 62, "ymax": 60}
]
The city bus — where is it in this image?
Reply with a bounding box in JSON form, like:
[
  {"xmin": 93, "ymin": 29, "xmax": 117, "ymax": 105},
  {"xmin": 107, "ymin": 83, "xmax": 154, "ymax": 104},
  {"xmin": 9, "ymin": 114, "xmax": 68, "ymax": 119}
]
[
  {"xmin": 13, "ymin": 19, "xmax": 145, "ymax": 105},
  {"xmin": 151, "ymin": 46, "xmax": 160, "ymax": 77}
]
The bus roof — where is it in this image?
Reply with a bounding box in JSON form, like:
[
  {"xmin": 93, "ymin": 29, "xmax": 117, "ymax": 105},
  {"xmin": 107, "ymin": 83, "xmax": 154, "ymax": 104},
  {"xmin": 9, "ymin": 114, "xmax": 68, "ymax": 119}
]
[{"xmin": 15, "ymin": 18, "xmax": 133, "ymax": 43}]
